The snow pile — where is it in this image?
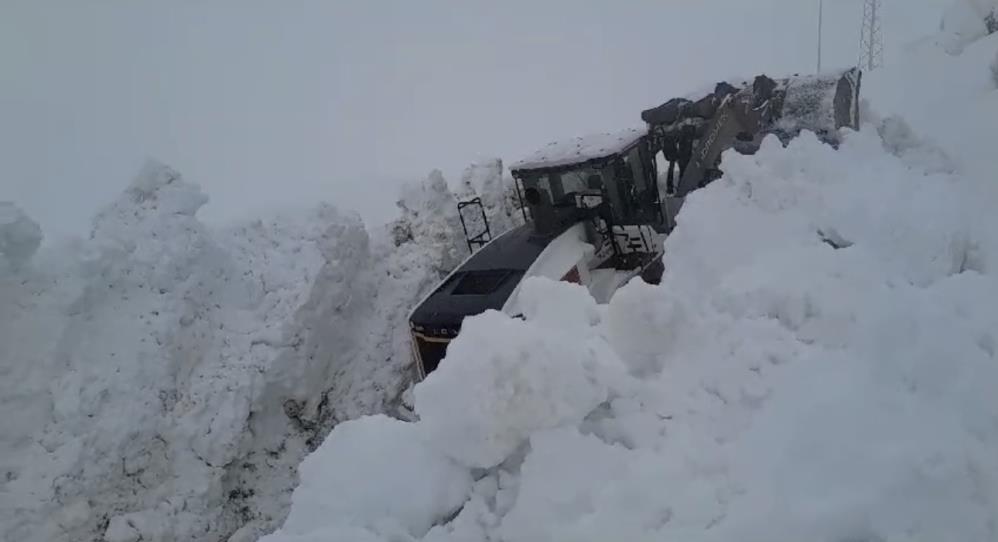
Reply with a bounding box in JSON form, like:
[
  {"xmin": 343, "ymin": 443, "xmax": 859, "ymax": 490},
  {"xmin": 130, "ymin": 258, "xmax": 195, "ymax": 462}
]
[
  {"xmin": 414, "ymin": 280, "xmax": 617, "ymax": 469},
  {"xmin": 0, "ymin": 202, "xmax": 43, "ymax": 270},
  {"xmin": 455, "ymin": 158, "xmax": 524, "ymax": 240},
  {"xmin": 0, "ymin": 160, "xmax": 352, "ymax": 542},
  {"xmin": 865, "ymin": 22, "xmax": 998, "ymax": 198},
  {"xmin": 938, "ymin": 0, "xmax": 997, "ymax": 53},
  {"xmin": 275, "ymin": 415, "xmax": 472, "ymax": 540},
  {"xmin": 391, "ymin": 169, "xmax": 469, "ymax": 275},
  {"xmin": 0, "ymin": 161, "xmax": 483, "ymax": 541},
  {"xmin": 260, "ymin": 22, "xmax": 998, "ymax": 542}
]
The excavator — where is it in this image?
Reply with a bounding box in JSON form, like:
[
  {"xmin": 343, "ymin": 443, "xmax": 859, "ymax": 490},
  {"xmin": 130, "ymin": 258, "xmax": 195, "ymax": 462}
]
[{"xmin": 407, "ymin": 67, "xmax": 862, "ymax": 379}]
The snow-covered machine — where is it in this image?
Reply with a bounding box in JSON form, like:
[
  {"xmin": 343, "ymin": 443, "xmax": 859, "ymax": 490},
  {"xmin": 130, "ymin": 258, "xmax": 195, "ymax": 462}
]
[{"xmin": 407, "ymin": 67, "xmax": 862, "ymax": 379}]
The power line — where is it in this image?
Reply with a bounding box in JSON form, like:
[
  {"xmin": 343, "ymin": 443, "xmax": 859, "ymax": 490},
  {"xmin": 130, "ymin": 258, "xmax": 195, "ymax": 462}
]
[
  {"xmin": 859, "ymin": 0, "xmax": 885, "ymax": 71},
  {"xmin": 817, "ymin": 0, "xmax": 824, "ymax": 73}
]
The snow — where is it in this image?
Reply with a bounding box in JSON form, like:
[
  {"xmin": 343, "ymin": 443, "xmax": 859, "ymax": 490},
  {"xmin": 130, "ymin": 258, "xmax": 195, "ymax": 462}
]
[
  {"xmin": 391, "ymin": 169, "xmax": 469, "ymax": 275},
  {"xmin": 939, "ymin": 0, "xmax": 998, "ymax": 53},
  {"xmin": 413, "ymin": 280, "xmax": 616, "ymax": 469},
  {"xmin": 0, "ymin": 202, "xmax": 43, "ymax": 270},
  {"xmin": 501, "ymin": 222, "xmax": 593, "ymax": 316},
  {"xmin": 586, "ymin": 268, "xmax": 634, "ymax": 304},
  {"xmin": 863, "ymin": 25, "xmax": 998, "ymax": 247},
  {"xmin": 270, "ymin": 415, "xmax": 472, "ymax": 540},
  {"xmin": 455, "ymin": 158, "xmax": 524, "ymax": 238},
  {"xmin": 5, "ymin": 3, "xmax": 998, "ymax": 542},
  {"xmin": 1, "ymin": 160, "xmax": 368, "ymax": 541},
  {"xmin": 0, "ymin": 160, "xmax": 495, "ymax": 541},
  {"xmin": 259, "ymin": 9, "xmax": 998, "ymax": 541},
  {"xmin": 510, "ymin": 126, "xmax": 647, "ymax": 172}
]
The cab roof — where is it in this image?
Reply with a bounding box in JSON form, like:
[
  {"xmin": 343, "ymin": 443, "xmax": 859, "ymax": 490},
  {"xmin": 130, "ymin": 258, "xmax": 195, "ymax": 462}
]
[{"xmin": 510, "ymin": 126, "xmax": 647, "ymax": 174}]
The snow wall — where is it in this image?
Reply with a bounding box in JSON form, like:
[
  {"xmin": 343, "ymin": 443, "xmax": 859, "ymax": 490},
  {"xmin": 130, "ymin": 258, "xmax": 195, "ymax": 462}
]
[
  {"xmin": 259, "ymin": 14, "xmax": 998, "ymax": 542},
  {"xmin": 0, "ymin": 159, "xmax": 521, "ymax": 542}
]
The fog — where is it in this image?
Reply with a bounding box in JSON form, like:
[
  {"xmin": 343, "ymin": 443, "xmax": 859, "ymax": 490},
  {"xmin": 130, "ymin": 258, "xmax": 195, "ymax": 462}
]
[{"xmin": 1, "ymin": 0, "xmax": 948, "ymax": 240}]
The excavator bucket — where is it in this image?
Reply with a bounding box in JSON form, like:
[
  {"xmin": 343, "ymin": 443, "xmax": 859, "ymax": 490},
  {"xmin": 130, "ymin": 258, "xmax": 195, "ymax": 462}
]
[
  {"xmin": 642, "ymin": 67, "xmax": 861, "ymax": 144},
  {"xmin": 642, "ymin": 67, "xmax": 862, "ymax": 197},
  {"xmin": 773, "ymin": 67, "xmax": 863, "ymax": 142}
]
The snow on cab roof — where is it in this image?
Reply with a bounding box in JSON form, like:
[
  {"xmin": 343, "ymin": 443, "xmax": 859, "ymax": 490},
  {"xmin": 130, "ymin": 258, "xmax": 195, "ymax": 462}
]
[{"xmin": 511, "ymin": 126, "xmax": 647, "ymax": 172}]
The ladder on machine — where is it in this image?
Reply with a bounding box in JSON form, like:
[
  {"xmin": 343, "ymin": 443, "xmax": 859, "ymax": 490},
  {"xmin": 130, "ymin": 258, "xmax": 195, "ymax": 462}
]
[{"xmin": 457, "ymin": 198, "xmax": 492, "ymax": 252}]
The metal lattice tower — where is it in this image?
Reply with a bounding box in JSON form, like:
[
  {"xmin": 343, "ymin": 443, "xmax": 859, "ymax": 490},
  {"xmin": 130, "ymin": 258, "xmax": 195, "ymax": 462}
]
[{"xmin": 859, "ymin": 0, "xmax": 885, "ymax": 71}]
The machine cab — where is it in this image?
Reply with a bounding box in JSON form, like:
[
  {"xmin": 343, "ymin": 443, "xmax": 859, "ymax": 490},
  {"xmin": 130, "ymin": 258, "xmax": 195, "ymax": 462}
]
[
  {"xmin": 510, "ymin": 126, "xmax": 672, "ymax": 267},
  {"xmin": 408, "ymin": 127, "xmax": 671, "ymax": 381}
]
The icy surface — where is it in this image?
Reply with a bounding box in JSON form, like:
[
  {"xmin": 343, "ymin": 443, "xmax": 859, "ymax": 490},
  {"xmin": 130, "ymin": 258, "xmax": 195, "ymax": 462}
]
[
  {"xmin": 260, "ymin": 15, "xmax": 998, "ymax": 540},
  {"xmin": 510, "ymin": 126, "xmax": 646, "ymax": 172}
]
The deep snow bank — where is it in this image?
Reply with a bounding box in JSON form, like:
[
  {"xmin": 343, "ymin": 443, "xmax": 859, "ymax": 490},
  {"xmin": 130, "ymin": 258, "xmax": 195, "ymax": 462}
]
[
  {"xmin": 265, "ymin": 127, "xmax": 998, "ymax": 542},
  {"xmin": 865, "ymin": 30, "xmax": 998, "ymax": 187},
  {"xmin": 260, "ymin": 25, "xmax": 998, "ymax": 542},
  {"xmin": 0, "ymin": 158, "xmax": 513, "ymax": 541},
  {"xmin": 1, "ymin": 160, "xmax": 375, "ymax": 542}
]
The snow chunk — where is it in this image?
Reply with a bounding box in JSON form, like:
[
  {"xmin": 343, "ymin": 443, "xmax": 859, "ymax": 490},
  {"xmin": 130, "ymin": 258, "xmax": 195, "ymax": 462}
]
[
  {"xmin": 414, "ymin": 279, "xmax": 614, "ymax": 469},
  {"xmin": 511, "ymin": 127, "xmax": 646, "ymax": 172},
  {"xmin": 500, "ymin": 427, "xmax": 715, "ymax": 542},
  {"xmin": 121, "ymin": 158, "xmax": 207, "ymax": 217},
  {"xmin": 942, "ymin": 1, "xmax": 990, "ymax": 53},
  {"xmin": 0, "ymin": 202, "xmax": 43, "ymax": 269},
  {"xmin": 516, "ymin": 276, "xmax": 601, "ymax": 331},
  {"xmin": 261, "ymin": 415, "xmax": 472, "ymax": 541},
  {"xmin": 392, "ymin": 169, "xmax": 468, "ymax": 274},
  {"xmin": 606, "ymin": 279, "xmax": 688, "ymax": 377},
  {"xmin": 940, "ymin": 0, "xmax": 998, "ymax": 53},
  {"xmin": 457, "ymin": 158, "xmax": 504, "ymax": 201}
]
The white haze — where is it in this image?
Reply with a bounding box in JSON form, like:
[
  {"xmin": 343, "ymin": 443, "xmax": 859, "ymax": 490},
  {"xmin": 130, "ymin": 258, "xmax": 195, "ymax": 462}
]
[{"xmin": 1, "ymin": 0, "xmax": 947, "ymax": 240}]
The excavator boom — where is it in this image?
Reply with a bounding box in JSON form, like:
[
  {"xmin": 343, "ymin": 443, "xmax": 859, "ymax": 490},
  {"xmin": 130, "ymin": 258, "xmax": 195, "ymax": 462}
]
[{"xmin": 642, "ymin": 67, "xmax": 862, "ymax": 197}]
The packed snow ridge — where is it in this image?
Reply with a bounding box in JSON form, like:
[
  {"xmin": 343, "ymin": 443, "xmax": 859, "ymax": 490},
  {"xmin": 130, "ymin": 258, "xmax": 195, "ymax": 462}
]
[
  {"xmin": 0, "ymin": 157, "xmax": 521, "ymax": 541},
  {"xmin": 261, "ymin": 12, "xmax": 998, "ymax": 542}
]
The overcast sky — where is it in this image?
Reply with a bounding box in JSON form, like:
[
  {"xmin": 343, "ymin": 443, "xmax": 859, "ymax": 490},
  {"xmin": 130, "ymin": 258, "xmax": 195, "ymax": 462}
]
[{"xmin": 1, "ymin": 0, "xmax": 950, "ymax": 241}]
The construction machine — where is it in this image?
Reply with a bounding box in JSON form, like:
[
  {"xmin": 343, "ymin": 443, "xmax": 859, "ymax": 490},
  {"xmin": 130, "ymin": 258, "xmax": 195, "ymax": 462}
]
[{"xmin": 407, "ymin": 67, "xmax": 862, "ymax": 380}]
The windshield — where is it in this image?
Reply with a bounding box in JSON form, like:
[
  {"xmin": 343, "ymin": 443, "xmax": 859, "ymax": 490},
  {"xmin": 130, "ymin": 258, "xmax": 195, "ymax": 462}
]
[
  {"xmin": 554, "ymin": 167, "xmax": 599, "ymax": 197},
  {"xmin": 522, "ymin": 165, "xmax": 603, "ymax": 206}
]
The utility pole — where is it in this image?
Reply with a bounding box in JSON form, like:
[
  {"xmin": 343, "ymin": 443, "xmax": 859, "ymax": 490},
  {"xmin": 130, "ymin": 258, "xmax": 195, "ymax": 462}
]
[
  {"xmin": 817, "ymin": 0, "xmax": 824, "ymax": 73},
  {"xmin": 859, "ymin": 0, "xmax": 885, "ymax": 71}
]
